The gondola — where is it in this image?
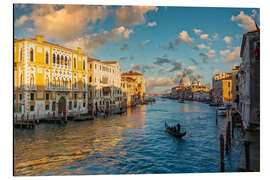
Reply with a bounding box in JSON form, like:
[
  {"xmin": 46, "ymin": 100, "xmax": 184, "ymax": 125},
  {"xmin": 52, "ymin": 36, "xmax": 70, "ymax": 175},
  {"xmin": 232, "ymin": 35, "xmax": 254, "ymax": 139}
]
[
  {"xmin": 165, "ymin": 122, "xmax": 186, "ymax": 138},
  {"xmin": 177, "ymin": 99, "xmax": 184, "ymax": 103}
]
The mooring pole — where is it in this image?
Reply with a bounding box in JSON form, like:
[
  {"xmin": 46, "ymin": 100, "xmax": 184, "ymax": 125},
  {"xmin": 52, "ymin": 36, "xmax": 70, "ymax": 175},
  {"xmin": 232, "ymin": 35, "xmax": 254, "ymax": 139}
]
[
  {"xmin": 244, "ymin": 141, "xmax": 250, "ymax": 171},
  {"xmin": 225, "ymin": 121, "xmax": 231, "ymax": 153},
  {"xmin": 220, "ymin": 134, "xmax": 225, "ymax": 172}
]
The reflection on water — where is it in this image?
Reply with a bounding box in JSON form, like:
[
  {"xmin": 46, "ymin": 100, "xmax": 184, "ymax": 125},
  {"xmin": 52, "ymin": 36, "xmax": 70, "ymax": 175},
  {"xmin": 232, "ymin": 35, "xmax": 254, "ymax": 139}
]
[{"xmin": 14, "ymin": 98, "xmax": 240, "ymax": 175}]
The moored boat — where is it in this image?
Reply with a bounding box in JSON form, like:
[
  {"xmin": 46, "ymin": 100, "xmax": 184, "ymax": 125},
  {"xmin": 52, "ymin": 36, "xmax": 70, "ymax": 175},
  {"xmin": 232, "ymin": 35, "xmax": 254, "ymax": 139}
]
[{"xmin": 178, "ymin": 99, "xmax": 184, "ymax": 103}]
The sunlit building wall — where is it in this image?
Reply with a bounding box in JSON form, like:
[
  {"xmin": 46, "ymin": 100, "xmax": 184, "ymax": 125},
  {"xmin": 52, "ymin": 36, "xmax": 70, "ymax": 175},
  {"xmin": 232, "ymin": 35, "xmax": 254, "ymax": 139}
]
[{"xmin": 14, "ymin": 35, "xmax": 88, "ymax": 119}]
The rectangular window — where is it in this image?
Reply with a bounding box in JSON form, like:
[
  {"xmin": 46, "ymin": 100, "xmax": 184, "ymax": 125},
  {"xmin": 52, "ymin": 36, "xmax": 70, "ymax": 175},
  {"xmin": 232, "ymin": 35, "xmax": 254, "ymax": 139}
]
[
  {"xmin": 52, "ymin": 101, "xmax": 56, "ymax": 111},
  {"xmin": 19, "ymin": 94, "xmax": 22, "ymax": 101},
  {"xmin": 74, "ymin": 102, "xmax": 77, "ymax": 108},
  {"xmin": 46, "ymin": 93, "xmax": 49, "ymax": 100},
  {"xmin": 30, "ymin": 93, "xmax": 35, "ymax": 100},
  {"xmin": 83, "ymin": 103, "xmax": 85, "ymax": 107},
  {"xmin": 74, "ymin": 93, "xmax": 77, "ymax": 100},
  {"xmin": 69, "ymin": 101, "xmax": 72, "ymax": 110},
  {"xmin": 30, "ymin": 105, "xmax": 35, "ymax": 111},
  {"xmin": 45, "ymin": 104, "xmax": 49, "ymax": 110},
  {"xmin": 83, "ymin": 93, "xmax": 86, "ymax": 99}
]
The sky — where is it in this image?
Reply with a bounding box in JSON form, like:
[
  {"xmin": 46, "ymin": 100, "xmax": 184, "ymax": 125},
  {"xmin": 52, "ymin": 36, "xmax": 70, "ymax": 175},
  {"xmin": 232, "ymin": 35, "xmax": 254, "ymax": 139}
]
[{"xmin": 14, "ymin": 4, "xmax": 260, "ymax": 94}]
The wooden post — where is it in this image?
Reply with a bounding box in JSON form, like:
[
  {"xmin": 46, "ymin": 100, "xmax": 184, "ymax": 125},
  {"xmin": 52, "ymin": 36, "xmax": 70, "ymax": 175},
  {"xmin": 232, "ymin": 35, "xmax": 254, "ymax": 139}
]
[
  {"xmin": 225, "ymin": 121, "xmax": 231, "ymax": 153},
  {"xmin": 15, "ymin": 114, "xmax": 17, "ymax": 124},
  {"xmin": 33, "ymin": 114, "xmax": 35, "ymax": 128},
  {"xmin": 232, "ymin": 117, "xmax": 235, "ymax": 138},
  {"xmin": 244, "ymin": 141, "xmax": 250, "ymax": 171},
  {"xmin": 220, "ymin": 134, "xmax": 225, "ymax": 172},
  {"xmin": 216, "ymin": 108, "xmax": 218, "ymax": 125}
]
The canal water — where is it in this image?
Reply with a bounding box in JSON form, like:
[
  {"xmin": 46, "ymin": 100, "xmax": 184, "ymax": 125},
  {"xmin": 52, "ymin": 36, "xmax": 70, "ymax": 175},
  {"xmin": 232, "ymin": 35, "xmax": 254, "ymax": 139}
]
[{"xmin": 14, "ymin": 97, "xmax": 242, "ymax": 176}]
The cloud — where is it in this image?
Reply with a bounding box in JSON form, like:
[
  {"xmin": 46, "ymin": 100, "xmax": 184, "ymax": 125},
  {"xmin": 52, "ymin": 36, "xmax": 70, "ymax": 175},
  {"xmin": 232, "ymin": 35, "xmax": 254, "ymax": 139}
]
[
  {"xmin": 169, "ymin": 61, "xmax": 183, "ymax": 72},
  {"xmin": 146, "ymin": 77, "xmax": 175, "ymax": 92},
  {"xmin": 223, "ymin": 36, "xmax": 232, "ymax": 44},
  {"xmin": 251, "ymin": 9, "xmax": 257, "ymax": 18},
  {"xmin": 176, "ymin": 30, "xmax": 193, "ymax": 44},
  {"xmin": 193, "ymin": 43, "xmax": 209, "ymax": 50},
  {"xmin": 120, "ymin": 43, "xmax": 129, "ymax": 51},
  {"xmin": 212, "ymin": 33, "xmax": 219, "ymax": 41},
  {"xmin": 190, "ymin": 58, "xmax": 198, "ymax": 65},
  {"xmin": 224, "ymin": 46, "xmax": 241, "ymax": 64},
  {"xmin": 130, "ymin": 63, "xmax": 156, "ymax": 73},
  {"xmin": 115, "ymin": 6, "xmax": 158, "ymax": 26},
  {"xmin": 154, "ymin": 56, "xmax": 171, "ymax": 65},
  {"xmin": 200, "ymin": 34, "xmax": 209, "ymax": 40},
  {"xmin": 139, "ymin": 40, "xmax": 150, "ymax": 47},
  {"xmin": 199, "ymin": 49, "xmax": 215, "ymax": 63},
  {"xmin": 119, "ymin": 56, "xmax": 129, "ymax": 61},
  {"xmin": 193, "ymin": 28, "xmax": 202, "ymax": 35},
  {"xmin": 147, "ymin": 21, "xmax": 157, "ymax": 27},
  {"xmin": 15, "ymin": 15, "xmax": 30, "ymax": 27},
  {"xmin": 65, "ymin": 26, "xmax": 133, "ymax": 55},
  {"xmin": 220, "ymin": 49, "xmax": 231, "ymax": 56},
  {"xmin": 231, "ymin": 11, "xmax": 256, "ymax": 31},
  {"xmin": 15, "ymin": 5, "xmax": 109, "ymax": 42}
]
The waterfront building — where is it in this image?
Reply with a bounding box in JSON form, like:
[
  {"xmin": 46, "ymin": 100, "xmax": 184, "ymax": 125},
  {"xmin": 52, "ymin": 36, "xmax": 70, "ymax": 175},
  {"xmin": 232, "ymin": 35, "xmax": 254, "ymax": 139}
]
[
  {"xmin": 171, "ymin": 75, "xmax": 211, "ymax": 100},
  {"xmin": 232, "ymin": 65, "xmax": 240, "ymax": 110},
  {"xmin": 121, "ymin": 76, "xmax": 138, "ymax": 107},
  {"xmin": 87, "ymin": 58, "xmax": 122, "ymax": 113},
  {"xmin": 121, "ymin": 71, "xmax": 145, "ymax": 103},
  {"xmin": 212, "ymin": 72, "xmax": 232, "ymax": 105},
  {"xmin": 14, "ymin": 35, "xmax": 88, "ymax": 120},
  {"xmin": 238, "ymin": 30, "xmax": 260, "ymax": 130}
]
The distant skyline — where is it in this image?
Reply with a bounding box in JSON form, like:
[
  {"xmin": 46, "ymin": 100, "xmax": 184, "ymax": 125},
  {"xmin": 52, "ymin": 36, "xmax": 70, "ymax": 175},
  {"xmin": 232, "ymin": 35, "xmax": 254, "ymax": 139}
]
[{"xmin": 14, "ymin": 4, "xmax": 260, "ymax": 94}]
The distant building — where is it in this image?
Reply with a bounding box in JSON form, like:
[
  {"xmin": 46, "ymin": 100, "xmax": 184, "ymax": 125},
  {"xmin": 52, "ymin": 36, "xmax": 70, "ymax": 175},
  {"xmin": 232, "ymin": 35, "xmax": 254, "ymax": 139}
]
[
  {"xmin": 238, "ymin": 30, "xmax": 260, "ymax": 130},
  {"xmin": 171, "ymin": 75, "xmax": 210, "ymax": 100},
  {"xmin": 212, "ymin": 72, "xmax": 232, "ymax": 105},
  {"xmin": 121, "ymin": 71, "xmax": 145, "ymax": 107}
]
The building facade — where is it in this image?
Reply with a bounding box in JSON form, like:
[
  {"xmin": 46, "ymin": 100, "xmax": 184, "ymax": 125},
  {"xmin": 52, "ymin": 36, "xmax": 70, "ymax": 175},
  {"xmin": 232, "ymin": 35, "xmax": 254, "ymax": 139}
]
[
  {"xmin": 14, "ymin": 35, "xmax": 88, "ymax": 120},
  {"xmin": 212, "ymin": 72, "xmax": 232, "ymax": 105},
  {"xmin": 121, "ymin": 71, "xmax": 145, "ymax": 105},
  {"xmin": 238, "ymin": 31, "xmax": 260, "ymax": 129},
  {"xmin": 87, "ymin": 58, "xmax": 122, "ymax": 113}
]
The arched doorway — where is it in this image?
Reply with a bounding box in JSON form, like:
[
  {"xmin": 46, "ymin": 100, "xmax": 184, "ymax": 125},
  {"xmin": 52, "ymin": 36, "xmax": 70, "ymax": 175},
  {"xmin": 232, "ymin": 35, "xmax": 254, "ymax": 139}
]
[{"xmin": 58, "ymin": 96, "xmax": 66, "ymax": 115}]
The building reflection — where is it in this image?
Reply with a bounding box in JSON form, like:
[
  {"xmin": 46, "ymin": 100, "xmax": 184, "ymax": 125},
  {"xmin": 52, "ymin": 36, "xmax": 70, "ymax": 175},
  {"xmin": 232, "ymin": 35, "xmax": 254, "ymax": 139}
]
[{"xmin": 14, "ymin": 105, "xmax": 147, "ymax": 176}]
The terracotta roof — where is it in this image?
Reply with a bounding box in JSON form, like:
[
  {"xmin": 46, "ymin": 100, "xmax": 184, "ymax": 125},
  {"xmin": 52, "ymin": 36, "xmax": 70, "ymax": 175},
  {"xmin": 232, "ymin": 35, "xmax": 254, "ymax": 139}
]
[
  {"xmin": 87, "ymin": 57, "xmax": 101, "ymax": 62},
  {"xmin": 121, "ymin": 70, "xmax": 143, "ymax": 76},
  {"xmin": 102, "ymin": 61, "xmax": 118, "ymax": 64}
]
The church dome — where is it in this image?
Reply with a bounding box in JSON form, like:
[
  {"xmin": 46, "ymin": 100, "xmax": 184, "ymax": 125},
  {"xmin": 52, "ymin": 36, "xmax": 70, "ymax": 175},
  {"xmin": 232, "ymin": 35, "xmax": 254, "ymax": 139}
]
[{"xmin": 180, "ymin": 72, "xmax": 191, "ymax": 86}]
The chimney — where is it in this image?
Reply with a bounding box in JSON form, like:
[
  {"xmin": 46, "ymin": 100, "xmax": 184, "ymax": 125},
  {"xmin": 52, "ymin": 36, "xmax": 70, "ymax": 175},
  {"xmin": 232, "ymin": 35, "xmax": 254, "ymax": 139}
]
[
  {"xmin": 77, "ymin": 47, "xmax": 81, "ymax": 54},
  {"xmin": 36, "ymin": 35, "xmax": 45, "ymax": 42}
]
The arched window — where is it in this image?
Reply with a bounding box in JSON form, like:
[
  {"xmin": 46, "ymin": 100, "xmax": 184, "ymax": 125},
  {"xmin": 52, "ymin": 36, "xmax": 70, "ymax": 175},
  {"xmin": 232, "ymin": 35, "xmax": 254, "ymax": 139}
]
[
  {"xmin": 89, "ymin": 76, "xmax": 92, "ymax": 83},
  {"xmin": 65, "ymin": 56, "xmax": 67, "ymax": 66},
  {"xmin": 30, "ymin": 74, "xmax": 34, "ymax": 86},
  {"xmin": 30, "ymin": 48, "xmax": 34, "ymax": 62},
  {"xmin": 83, "ymin": 60, "xmax": 85, "ymax": 70},
  {"xmin": 61, "ymin": 55, "xmax": 64, "ymax": 65},
  {"xmin": 53, "ymin": 54, "xmax": 56, "ymax": 64},
  {"xmin": 73, "ymin": 58, "xmax": 76, "ymax": 69},
  {"xmin": 57, "ymin": 54, "xmax": 60, "ymax": 64},
  {"xmin": 45, "ymin": 52, "xmax": 49, "ymax": 65},
  {"xmin": 68, "ymin": 57, "xmax": 71, "ymax": 67}
]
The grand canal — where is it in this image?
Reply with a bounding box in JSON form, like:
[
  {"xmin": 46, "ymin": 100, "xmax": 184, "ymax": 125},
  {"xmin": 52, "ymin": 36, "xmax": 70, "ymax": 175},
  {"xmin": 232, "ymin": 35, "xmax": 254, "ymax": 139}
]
[{"xmin": 14, "ymin": 97, "xmax": 242, "ymax": 175}]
